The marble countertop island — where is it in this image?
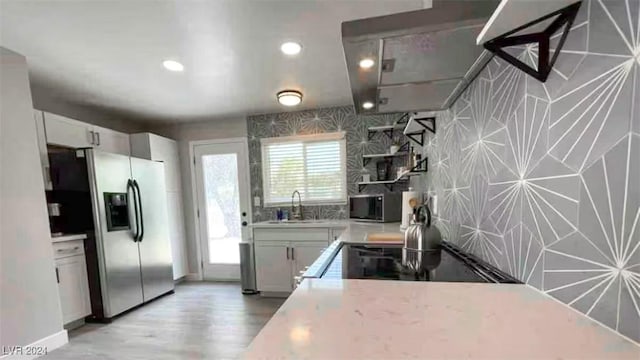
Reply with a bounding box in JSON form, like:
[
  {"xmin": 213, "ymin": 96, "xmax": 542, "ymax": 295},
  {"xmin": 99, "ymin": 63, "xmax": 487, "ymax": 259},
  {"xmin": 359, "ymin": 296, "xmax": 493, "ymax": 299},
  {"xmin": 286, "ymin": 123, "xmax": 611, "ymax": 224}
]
[
  {"xmin": 244, "ymin": 279, "xmax": 640, "ymax": 359},
  {"xmin": 245, "ymin": 221, "xmax": 640, "ymax": 359}
]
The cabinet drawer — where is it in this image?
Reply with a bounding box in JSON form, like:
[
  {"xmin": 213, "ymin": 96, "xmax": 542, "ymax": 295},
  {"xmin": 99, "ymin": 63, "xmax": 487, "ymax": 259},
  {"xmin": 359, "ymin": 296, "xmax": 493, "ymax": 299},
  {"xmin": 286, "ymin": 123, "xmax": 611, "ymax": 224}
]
[
  {"xmin": 53, "ymin": 240, "xmax": 85, "ymax": 259},
  {"xmin": 253, "ymin": 228, "xmax": 329, "ymax": 241}
]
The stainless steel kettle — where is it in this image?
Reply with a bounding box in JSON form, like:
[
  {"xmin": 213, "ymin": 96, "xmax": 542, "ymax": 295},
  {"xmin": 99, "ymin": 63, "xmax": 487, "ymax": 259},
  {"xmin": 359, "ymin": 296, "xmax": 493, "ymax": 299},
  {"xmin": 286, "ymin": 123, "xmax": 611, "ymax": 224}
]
[{"xmin": 402, "ymin": 204, "xmax": 442, "ymax": 273}]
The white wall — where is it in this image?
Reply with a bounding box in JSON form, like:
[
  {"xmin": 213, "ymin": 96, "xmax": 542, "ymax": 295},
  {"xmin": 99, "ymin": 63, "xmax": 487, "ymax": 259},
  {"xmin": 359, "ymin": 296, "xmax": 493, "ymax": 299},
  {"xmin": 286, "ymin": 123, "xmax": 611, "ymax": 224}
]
[
  {"xmin": 150, "ymin": 118, "xmax": 247, "ymax": 276},
  {"xmin": 0, "ymin": 48, "xmax": 65, "ymax": 348}
]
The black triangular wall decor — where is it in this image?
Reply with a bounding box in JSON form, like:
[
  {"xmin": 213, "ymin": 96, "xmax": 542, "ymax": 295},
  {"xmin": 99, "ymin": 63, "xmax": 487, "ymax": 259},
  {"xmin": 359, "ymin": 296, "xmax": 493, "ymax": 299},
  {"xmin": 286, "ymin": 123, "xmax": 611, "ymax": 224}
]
[{"xmin": 484, "ymin": 1, "xmax": 582, "ymax": 82}]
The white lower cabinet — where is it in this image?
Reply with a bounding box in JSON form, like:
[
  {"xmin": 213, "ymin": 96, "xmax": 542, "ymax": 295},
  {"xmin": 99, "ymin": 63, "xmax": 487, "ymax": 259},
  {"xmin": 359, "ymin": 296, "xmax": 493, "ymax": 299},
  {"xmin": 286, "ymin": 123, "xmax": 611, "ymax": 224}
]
[
  {"xmin": 254, "ymin": 227, "xmax": 335, "ymax": 294},
  {"xmin": 53, "ymin": 240, "xmax": 91, "ymax": 324},
  {"xmin": 255, "ymin": 242, "xmax": 292, "ymax": 292}
]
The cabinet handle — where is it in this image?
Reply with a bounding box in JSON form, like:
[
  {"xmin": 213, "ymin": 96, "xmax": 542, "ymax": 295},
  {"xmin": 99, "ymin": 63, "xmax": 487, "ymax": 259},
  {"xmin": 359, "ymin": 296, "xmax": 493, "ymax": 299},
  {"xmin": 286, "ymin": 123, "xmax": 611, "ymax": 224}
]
[
  {"xmin": 44, "ymin": 166, "xmax": 51, "ymax": 184},
  {"xmin": 89, "ymin": 131, "xmax": 95, "ymax": 145},
  {"xmin": 286, "ymin": 247, "xmax": 289, "ymax": 260},
  {"xmin": 57, "ymin": 246, "xmax": 80, "ymax": 253},
  {"xmin": 55, "ymin": 268, "xmax": 60, "ymax": 283},
  {"xmin": 95, "ymin": 132, "xmax": 101, "ymax": 146},
  {"xmin": 291, "ymin": 247, "xmax": 295, "ymax": 261}
]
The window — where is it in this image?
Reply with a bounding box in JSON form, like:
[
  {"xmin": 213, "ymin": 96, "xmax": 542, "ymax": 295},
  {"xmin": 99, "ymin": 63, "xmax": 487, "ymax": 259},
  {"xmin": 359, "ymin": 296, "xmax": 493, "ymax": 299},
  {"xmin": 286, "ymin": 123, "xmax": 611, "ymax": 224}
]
[{"xmin": 261, "ymin": 132, "xmax": 347, "ymax": 206}]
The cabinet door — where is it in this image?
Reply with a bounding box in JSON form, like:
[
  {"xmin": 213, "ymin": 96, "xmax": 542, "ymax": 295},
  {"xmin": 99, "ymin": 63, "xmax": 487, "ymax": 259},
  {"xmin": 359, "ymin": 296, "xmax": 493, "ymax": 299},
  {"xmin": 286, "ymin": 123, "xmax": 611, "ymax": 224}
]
[
  {"xmin": 44, "ymin": 112, "xmax": 93, "ymax": 148},
  {"xmin": 55, "ymin": 255, "xmax": 91, "ymax": 324},
  {"xmin": 330, "ymin": 227, "xmax": 346, "ymax": 242},
  {"xmin": 254, "ymin": 242, "xmax": 292, "ymax": 292},
  {"xmin": 148, "ymin": 134, "xmax": 181, "ymax": 192},
  {"xmin": 33, "ymin": 110, "xmax": 52, "ymax": 190},
  {"xmin": 291, "ymin": 241, "xmax": 327, "ymax": 276},
  {"xmin": 94, "ymin": 126, "xmax": 130, "ymax": 156},
  {"xmin": 166, "ymin": 191, "xmax": 188, "ymax": 279}
]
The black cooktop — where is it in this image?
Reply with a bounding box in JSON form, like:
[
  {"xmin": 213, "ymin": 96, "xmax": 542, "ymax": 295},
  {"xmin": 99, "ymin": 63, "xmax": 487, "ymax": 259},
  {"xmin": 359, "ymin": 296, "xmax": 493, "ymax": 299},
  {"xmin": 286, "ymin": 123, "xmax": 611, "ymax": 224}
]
[{"xmin": 320, "ymin": 241, "xmax": 519, "ymax": 284}]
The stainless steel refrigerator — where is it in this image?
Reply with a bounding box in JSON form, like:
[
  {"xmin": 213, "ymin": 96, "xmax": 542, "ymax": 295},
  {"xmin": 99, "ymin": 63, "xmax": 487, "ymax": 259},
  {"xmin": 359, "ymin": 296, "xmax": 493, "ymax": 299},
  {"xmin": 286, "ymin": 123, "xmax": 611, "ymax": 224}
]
[{"xmin": 86, "ymin": 149, "xmax": 174, "ymax": 319}]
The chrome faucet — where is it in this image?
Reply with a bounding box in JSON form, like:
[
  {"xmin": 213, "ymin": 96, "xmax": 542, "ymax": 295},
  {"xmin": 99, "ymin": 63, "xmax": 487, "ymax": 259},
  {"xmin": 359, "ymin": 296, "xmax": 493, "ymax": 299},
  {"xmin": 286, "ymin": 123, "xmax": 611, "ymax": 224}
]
[{"xmin": 291, "ymin": 190, "xmax": 303, "ymax": 220}]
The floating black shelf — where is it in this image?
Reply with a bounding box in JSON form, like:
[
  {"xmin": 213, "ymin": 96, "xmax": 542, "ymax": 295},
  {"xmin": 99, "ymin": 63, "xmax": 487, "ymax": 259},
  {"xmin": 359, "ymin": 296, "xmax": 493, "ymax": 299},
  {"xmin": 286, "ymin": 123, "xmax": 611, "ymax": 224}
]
[{"xmin": 483, "ymin": 1, "xmax": 582, "ymax": 82}]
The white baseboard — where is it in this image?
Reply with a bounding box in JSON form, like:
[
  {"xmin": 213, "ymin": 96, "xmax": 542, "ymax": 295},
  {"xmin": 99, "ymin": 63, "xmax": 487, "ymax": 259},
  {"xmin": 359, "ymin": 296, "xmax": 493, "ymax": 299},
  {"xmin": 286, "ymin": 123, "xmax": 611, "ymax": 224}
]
[
  {"xmin": 185, "ymin": 272, "xmax": 202, "ymax": 281},
  {"xmin": 1, "ymin": 330, "xmax": 68, "ymax": 359}
]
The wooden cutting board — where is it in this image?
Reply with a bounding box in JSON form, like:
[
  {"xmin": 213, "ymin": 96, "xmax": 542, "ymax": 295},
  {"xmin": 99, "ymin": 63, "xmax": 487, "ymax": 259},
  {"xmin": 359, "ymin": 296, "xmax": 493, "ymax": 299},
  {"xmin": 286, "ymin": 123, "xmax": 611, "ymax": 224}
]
[{"xmin": 366, "ymin": 232, "xmax": 404, "ymax": 244}]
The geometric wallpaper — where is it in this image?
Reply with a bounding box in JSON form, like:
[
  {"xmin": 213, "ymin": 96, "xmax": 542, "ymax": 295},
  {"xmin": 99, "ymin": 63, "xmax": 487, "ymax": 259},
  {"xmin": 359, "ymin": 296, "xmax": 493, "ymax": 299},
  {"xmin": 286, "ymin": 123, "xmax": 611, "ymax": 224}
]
[
  {"xmin": 417, "ymin": 0, "xmax": 640, "ymax": 342},
  {"xmin": 246, "ymin": 106, "xmax": 407, "ymax": 223}
]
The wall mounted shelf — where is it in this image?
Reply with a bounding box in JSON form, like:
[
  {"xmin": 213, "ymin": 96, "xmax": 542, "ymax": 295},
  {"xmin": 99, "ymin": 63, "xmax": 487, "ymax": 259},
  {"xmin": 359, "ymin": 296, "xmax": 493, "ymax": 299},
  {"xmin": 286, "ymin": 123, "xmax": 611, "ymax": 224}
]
[
  {"xmin": 366, "ymin": 113, "xmax": 410, "ymax": 141},
  {"xmin": 403, "ymin": 113, "xmax": 436, "ymax": 146},
  {"xmin": 480, "ymin": 0, "xmax": 582, "ymax": 82},
  {"xmin": 367, "ymin": 124, "xmax": 405, "ymax": 141},
  {"xmin": 357, "ymin": 178, "xmax": 408, "ymax": 192},
  {"xmin": 362, "ymin": 151, "xmax": 408, "ymax": 167},
  {"xmin": 357, "ymin": 157, "xmax": 427, "ymax": 192}
]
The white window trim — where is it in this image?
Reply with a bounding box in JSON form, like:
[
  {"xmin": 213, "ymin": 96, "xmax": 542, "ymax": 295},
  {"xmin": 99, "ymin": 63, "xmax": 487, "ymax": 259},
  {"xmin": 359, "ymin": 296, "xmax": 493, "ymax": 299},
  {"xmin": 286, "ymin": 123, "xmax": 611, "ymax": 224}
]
[{"xmin": 260, "ymin": 131, "xmax": 347, "ymax": 207}]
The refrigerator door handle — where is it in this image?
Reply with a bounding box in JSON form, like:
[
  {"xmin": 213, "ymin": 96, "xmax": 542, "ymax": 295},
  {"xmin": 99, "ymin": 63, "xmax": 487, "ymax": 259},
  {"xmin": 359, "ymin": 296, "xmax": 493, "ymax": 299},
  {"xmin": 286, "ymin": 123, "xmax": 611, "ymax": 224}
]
[
  {"xmin": 127, "ymin": 179, "xmax": 140, "ymax": 241},
  {"xmin": 133, "ymin": 179, "xmax": 145, "ymax": 242}
]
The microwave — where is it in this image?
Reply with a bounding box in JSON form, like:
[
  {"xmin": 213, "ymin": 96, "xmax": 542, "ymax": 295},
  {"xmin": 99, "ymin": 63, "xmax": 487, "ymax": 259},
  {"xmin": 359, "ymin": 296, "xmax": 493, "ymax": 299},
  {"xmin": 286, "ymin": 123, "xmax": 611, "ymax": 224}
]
[{"xmin": 349, "ymin": 193, "xmax": 402, "ymax": 222}]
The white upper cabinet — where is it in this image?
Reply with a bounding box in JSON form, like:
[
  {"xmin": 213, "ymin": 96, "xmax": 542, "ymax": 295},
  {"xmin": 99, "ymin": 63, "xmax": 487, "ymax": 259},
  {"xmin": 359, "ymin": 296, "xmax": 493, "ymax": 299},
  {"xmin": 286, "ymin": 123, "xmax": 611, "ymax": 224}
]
[
  {"xmin": 43, "ymin": 111, "xmax": 93, "ymax": 148},
  {"xmin": 92, "ymin": 125, "xmax": 130, "ymax": 156},
  {"xmin": 41, "ymin": 111, "xmax": 130, "ymax": 156},
  {"xmin": 130, "ymin": 133, "xmax": 182, "ymax": 192}
]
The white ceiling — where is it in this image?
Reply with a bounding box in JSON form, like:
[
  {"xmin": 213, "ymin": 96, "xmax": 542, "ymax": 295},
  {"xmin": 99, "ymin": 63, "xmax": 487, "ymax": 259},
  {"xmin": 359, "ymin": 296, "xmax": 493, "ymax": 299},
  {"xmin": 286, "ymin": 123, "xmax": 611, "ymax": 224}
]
[{"xmin": 0, "ymin": 0, "xmax": 423, "ymax": 124}]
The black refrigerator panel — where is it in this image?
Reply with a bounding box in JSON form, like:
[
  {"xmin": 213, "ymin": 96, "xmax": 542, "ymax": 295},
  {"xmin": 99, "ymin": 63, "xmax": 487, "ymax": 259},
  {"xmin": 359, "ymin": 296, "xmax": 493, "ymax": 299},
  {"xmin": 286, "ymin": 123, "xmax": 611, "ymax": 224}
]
[{"xmin": 49, "ymin": 149, "xmax": 90, "ymax": 192}]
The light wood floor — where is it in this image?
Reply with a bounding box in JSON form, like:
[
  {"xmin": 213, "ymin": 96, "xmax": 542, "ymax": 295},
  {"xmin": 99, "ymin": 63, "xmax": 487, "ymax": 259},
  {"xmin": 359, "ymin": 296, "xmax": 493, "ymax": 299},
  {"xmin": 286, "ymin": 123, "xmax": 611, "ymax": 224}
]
[{"xmin": 45, "ymin": 282, "xmax": 286, "ymax": 359}]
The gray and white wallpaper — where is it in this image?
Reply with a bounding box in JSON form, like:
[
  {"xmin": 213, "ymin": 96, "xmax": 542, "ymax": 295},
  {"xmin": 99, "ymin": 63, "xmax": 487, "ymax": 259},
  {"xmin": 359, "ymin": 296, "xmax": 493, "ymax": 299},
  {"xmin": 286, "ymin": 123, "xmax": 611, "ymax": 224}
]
[
  {"xmin": 415, "ymin": 0, "xmax": 640, "ymax": 342},
  {"xmin": 247, "ymin": 107, "xmax": 408, "ymax": 222}
]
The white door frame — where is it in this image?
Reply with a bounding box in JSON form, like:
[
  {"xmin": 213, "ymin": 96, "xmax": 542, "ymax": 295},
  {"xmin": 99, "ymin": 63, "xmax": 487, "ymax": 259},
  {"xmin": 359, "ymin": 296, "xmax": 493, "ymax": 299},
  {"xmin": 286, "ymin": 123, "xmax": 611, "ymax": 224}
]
[{"xmin": 189, "ymin": 137, "xmax": 252, "ymax": 281}]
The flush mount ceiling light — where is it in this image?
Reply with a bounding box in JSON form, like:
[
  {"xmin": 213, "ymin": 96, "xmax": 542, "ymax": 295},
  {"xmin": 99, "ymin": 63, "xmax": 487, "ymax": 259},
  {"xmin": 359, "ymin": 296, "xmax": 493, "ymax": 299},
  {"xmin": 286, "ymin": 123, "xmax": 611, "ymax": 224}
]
[
  {"xmin": 162, "ymin": 60, "xmax": 184, "ymax": 72},
  {"xmin": 277, "ymin": 90, "xmax": 303, "ymax": 106},
  {"xmin": 280, "ymin": 42, "xmax": 302, "ymax": 55},
  {"xmin": 359, "ymin": 58, "xmax": 375, "ymax": 69},
  {"xmin": 362, "ymin": 101, "xmax": 374, "ymax": 110}
]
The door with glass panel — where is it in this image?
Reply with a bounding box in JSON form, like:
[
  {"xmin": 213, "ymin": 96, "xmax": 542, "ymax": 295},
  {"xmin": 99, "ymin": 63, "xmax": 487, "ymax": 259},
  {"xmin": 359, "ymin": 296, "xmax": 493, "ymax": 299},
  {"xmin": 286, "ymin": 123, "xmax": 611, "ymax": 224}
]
[{"xmin": 193, "ymin": 139, "xmax": 251, "ymax": 280}]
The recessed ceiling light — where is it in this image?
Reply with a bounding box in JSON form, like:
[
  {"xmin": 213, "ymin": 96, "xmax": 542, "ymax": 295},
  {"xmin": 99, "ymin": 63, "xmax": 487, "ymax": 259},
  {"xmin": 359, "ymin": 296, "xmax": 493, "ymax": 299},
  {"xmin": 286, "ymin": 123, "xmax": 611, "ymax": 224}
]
[
  {"xmin": 359, "ymin": 58, "xmax": 375, "ymax": 69},
  {"xmin": 162, "ymin": 60, "xmax": 184, "ymax": 72},
  {"xmin": 280, "ymin": 42, "xmax": 302, "ymax": 55},
  {"xmin": 362, "ymin": 101, "xmax": 374, "ymax": 110},
  {"xmin": 277, "ymin": 90, "xmax": 303, "ymax": 106}
]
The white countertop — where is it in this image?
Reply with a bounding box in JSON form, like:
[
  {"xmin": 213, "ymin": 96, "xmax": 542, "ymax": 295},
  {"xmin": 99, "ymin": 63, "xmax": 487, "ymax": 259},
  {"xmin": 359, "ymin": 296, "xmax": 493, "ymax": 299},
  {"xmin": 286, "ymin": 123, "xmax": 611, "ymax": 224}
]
[
  {"xmin": 245, "ymin": 221, "xmax": 640, "ymax": 358},
  {"xmin": 244, "ymin": 279, "xmax": 640, "ymax": 359},
  {"xmin": 51, "ymin": 233, "xmax": 87, "ymax": 243},
  {"xmin": 251, "ymin": 220, "xmax": 350, "ymax": 228}
]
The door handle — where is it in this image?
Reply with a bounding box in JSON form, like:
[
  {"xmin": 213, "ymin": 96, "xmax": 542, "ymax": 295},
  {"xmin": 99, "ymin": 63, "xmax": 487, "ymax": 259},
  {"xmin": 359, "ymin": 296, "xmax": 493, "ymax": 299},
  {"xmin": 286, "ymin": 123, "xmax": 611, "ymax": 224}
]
[
  {"xmin": 133, "ymin": 180, "xmax": 144, "ymax": 242},
  {"xmin": 55, "ymin": 267, "xmax": 60, "ymax": 283},
  {"xmin": 127, "ymin": 179, "xmax": 140, "ymax": 241}
]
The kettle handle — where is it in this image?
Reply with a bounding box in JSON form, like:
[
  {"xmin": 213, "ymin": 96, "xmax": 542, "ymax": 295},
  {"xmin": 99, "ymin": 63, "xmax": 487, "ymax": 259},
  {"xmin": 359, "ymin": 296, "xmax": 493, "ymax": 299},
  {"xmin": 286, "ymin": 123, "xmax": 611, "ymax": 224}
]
[{"xmin": 415, "ymin": 204, "xmax": 432, "ymax": 227}]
